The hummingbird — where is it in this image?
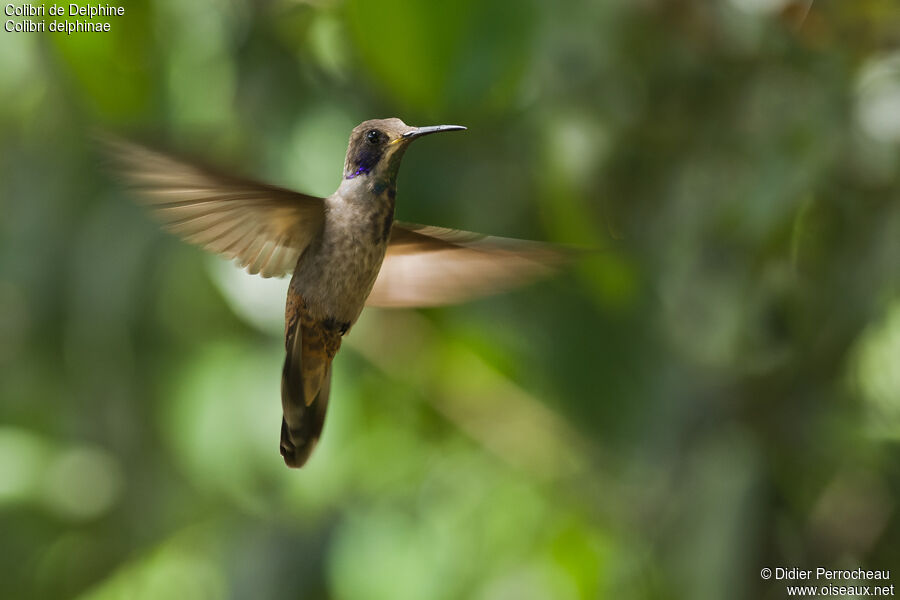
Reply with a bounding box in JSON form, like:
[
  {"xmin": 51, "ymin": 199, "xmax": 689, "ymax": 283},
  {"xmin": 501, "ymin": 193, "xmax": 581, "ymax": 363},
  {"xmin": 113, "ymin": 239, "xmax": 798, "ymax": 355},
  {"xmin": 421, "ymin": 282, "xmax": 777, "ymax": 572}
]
[{"xmin": 105, "ymin": 118, "xmax": 565, "ymax": 468}]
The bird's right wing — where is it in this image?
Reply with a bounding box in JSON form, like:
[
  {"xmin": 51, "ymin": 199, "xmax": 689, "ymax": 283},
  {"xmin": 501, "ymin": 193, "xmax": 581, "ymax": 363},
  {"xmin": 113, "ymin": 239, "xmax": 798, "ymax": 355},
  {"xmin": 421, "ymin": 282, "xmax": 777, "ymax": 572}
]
[
  {"xmin": 366, "ymin": 222, "xmax": 570, "ymax": 307},
  {"xmin": 102, "ymin": 136, "xmax": 326, "ymax": 278}
]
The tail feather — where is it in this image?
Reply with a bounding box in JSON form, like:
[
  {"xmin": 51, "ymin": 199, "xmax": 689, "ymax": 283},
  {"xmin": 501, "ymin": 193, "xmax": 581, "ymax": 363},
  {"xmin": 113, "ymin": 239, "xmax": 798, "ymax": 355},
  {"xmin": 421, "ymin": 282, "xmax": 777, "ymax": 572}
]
[
  {"xmin": 280, "ymin": 307, "xmax": 340, "ymax": 468},
  {"xmin": 280, "ymin": 368, "xmax": 330, "ymax": 468}
]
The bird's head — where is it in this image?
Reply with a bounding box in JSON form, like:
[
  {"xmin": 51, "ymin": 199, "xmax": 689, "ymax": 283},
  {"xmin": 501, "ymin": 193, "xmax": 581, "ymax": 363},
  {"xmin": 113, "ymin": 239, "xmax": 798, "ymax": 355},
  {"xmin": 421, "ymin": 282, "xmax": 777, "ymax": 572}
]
[{"xmin": 343, "ymin": 118, "xmax": 465, "ymax": 185}]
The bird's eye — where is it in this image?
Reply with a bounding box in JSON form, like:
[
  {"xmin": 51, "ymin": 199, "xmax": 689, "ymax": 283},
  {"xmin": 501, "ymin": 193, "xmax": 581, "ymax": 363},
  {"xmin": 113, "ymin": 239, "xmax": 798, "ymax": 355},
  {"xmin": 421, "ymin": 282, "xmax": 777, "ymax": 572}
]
[{"xmin": 366, "ymin": 130, "xmax": 381, "ymax": 144}]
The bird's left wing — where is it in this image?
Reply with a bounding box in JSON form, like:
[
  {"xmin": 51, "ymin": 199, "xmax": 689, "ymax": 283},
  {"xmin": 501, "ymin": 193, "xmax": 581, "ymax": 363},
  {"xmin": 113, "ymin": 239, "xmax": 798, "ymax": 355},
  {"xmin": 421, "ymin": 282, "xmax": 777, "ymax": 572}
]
[
  {"xmin": 102, "ymin": 136, "xmax": 326, "ymax": 278},
  {"xmin": 366, "ymin": 222, "xmax": 570, "ymax": 307}
]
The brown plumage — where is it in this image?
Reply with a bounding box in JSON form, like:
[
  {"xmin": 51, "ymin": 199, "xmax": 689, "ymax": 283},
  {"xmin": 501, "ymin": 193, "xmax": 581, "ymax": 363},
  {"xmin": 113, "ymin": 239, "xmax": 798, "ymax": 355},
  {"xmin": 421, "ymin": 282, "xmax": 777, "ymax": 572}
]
[
  {"xmin": 103, "ymin": 118, "xmax": 570, "ymax": 469},
  {"xmin": 280, "ymin": 292, "xmax": 343, "ymax": 467}
]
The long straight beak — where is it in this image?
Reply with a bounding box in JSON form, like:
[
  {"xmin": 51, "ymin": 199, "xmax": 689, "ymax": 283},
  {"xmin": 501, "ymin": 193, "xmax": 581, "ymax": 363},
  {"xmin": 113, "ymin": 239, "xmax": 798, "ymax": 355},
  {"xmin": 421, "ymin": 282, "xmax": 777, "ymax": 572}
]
[{"xmin": 401, "ymin": 125, "xmax": 467, "ymax": 141}]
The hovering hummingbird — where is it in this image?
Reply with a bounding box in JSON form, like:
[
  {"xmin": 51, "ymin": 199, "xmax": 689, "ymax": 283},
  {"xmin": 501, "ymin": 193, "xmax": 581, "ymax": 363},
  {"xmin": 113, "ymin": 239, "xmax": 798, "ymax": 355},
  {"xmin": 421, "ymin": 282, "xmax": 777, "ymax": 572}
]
[{"xmin": 106, "ymin": 118, "xmax": 565, "ymax": 468}]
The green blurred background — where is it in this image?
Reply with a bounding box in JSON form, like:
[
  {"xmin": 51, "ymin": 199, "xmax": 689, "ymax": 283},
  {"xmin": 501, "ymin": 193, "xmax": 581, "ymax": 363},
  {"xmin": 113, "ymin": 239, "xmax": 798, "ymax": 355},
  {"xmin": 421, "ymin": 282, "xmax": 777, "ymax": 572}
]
[{"xmin": 2, "ymin": 0, "xmax": 900, "ymax": 598}]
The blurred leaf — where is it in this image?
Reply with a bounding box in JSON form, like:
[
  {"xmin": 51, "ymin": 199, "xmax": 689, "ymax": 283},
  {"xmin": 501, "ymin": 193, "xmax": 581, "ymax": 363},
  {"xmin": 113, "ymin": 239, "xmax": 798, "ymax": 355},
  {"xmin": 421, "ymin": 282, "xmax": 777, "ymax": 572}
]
[{"xmin": 343, "ymin": 0, "xmax": 536, "ymax": 113}]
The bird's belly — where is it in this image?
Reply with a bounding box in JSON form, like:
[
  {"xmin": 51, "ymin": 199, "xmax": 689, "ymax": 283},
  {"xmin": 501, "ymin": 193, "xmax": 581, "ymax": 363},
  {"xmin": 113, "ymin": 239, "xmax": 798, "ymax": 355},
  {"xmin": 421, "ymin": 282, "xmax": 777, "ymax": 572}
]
[{"xmin": 290, "ymin": 238, "xmax": 387, "ymax": 326}]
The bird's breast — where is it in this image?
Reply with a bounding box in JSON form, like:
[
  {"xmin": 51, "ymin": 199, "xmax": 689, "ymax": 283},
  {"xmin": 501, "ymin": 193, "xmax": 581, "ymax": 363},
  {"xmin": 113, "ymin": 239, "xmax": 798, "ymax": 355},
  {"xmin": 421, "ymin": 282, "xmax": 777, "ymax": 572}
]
[{"xmin": 290, "ymin": 191, "xmax": 393, "ymax": 326}]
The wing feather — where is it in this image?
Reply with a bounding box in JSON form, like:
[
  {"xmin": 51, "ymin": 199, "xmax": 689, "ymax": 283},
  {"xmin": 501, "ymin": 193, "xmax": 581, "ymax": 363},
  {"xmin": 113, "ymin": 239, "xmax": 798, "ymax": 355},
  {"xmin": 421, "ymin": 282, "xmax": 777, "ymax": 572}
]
[
  {"xmin": 367, "ymin": 222, "xmax": 569, "ymax": 307},
  {"xmin": 102, "ymin": 136, "xmax": 325, "ymax": 278}
]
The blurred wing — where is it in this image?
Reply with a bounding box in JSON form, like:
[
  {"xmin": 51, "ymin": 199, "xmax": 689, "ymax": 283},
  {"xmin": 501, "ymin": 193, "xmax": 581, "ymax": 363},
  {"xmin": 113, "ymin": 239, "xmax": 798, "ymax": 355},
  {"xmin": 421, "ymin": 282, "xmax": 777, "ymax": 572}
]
[
  {"xmin": 367, "ymin": 222, "xmax": 568, "ymax": 307},
  {"xmin": 103, "ymin": 136, "xmax": 325, "ymax": 278}
]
